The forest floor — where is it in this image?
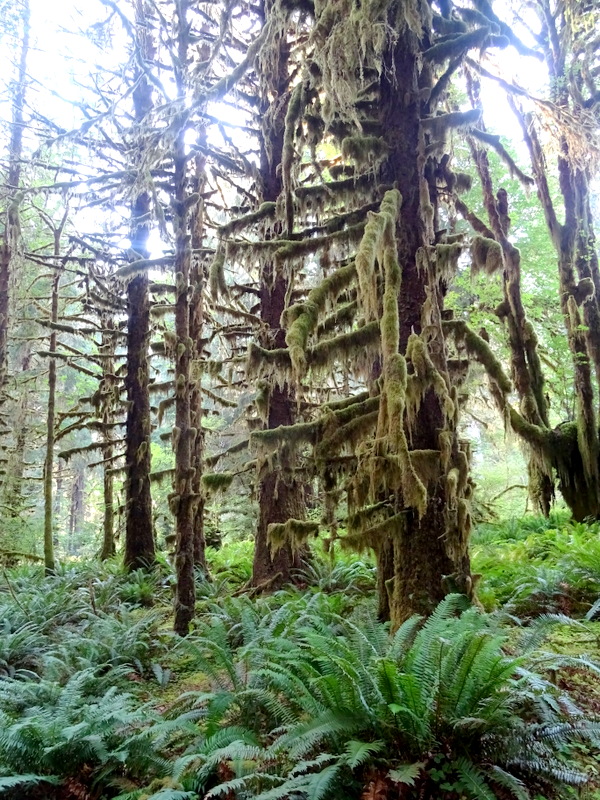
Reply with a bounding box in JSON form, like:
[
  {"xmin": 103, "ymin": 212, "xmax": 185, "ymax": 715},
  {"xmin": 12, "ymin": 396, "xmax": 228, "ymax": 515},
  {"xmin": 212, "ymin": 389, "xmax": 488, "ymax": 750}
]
[{"xmin": 0, "ymin": 513, "xmax": 599, "ymax": 800}]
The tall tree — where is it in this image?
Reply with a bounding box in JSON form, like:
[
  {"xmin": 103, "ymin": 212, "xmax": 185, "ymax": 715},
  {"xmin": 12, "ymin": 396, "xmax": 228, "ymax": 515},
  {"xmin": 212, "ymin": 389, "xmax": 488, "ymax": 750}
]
[{"xmin": 123, "ymin": 0, "xmax": 156, "ymax": 570}]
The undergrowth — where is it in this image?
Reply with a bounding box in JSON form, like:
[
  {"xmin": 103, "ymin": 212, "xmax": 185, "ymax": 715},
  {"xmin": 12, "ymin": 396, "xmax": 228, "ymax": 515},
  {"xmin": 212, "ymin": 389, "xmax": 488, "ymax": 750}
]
[{"xmin": 0, "ymin": 517, "xmax": 598, "ymax": 800}]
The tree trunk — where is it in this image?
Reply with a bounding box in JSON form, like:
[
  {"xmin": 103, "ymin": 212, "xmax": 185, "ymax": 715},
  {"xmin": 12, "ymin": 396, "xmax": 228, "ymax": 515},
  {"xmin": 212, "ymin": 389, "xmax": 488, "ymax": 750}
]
[
  {"xmin": 0, "ymin": 0, "xmax": 29, "ymax": 406},
  {"xmin": 124, "ymin": 0, "xmax": 155, "ymax": 571},
  {"xmin": 190, "ymin": 143, "xmax": 209, "ymax": 575},
  {"xmin": 68, "ymin": 463, "xmax": 85, "ymax": 555},
  {"xmin": 43, "ymin": 264, "xmax": 60, "ymax": 574},
  {"xmin": 250, "ymin": 23, "xmax": 305, "ymax": 588},
  {"xmin": 379, "ymin": 22, "xmax": 472, "ymax": 627},
  {"xmin": 172, "ymin": 4, "xmax": 196, "ymax": 636},
  {"xmin": 99, "ymin": 318, "xmax": 116, "ymax": 560}
]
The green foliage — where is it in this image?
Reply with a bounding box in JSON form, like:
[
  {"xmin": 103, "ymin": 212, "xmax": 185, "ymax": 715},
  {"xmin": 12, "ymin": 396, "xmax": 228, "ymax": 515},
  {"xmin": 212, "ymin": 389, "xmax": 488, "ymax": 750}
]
[{"xmin": 472, "ymin": 514, "xmax": 600, "ymax": 616}]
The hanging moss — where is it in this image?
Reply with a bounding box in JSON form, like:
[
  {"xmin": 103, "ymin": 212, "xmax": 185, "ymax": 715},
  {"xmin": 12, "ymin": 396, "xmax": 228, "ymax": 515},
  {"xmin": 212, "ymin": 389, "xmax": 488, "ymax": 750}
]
[
  {"xmin": 209, "ymin": 247, "xmax": 228, "ymax": 299},
  {"xmin": 308, "ymin": 321, "xmax": 380, "ymax": 372},
  {"xmin": 355, "ymin": 189, "xmax": 402, "ymax": 323},
  {"xmin": 423, "ymin": 27, "xmax": 491, "ymax": 63},
  {"xmin": 340, "ymin": 513, "xmax": 405, "ymax": 554},
  {"xmin": 421, "ymin": 108, "xmax": 482, "ymax": 140},
  {"xmin": 317, "ymin": 299, "xmax": 358, "ymax": 335},
  {"xmin": 282, "ymin": 83, "xmax": 306, "ymax": 234},
  {"xmin": 471, "ymin": 235, "xmax": 503, "ymax": 275},
  {"xmin": 434, "ymin": 242, "xmax": 464, "ymax": 280},
  {"xmin": 324, "ymin": 390, "xmax": 371, "ymax": 411},
  {"xmin": 341, "ymin": 135, "xmax": 389, "ymax": 167},
  {"xmin": 205, "ymin": 438, "xmax": 249, "ymax": 468},
  {"xmin": 268, "ymin": 518, "xmax": 318, "ymax": 556},
  {"xmin": 201, "ymin": 472, "xmax": 234, "ymax": 493},
  {"xmin": 444, "ymin": 319, "xmax": 512, "ymax": 396},
  {"xmin": 284, "ymin": 261, "xmax": 357, "ymax": 378},
  {"xmin": 218, "ymin": 202, "xmax": 277, "ymax": 237},
  {"xmin": 251, "ymin": 419, "xmax": 320, "ymax": 449},
  {"xmin": 274, "ymin": 221, "xmax": 366, "ymax": 265},
  {"xmin": 316, "ymin": 409, "xmax": 379, "ymax": 458}
]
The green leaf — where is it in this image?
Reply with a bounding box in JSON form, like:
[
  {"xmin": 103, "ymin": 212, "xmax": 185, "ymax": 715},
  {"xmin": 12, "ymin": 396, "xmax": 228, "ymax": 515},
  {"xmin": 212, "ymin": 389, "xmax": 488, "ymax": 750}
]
[
  {"xmin": 0, "ymin": 775, "xmax": 60, "ymax": 790},
  {"xmin": 344, "ymin": 739, "xmax": 384, "ymax": 769},
  {"xmin": 454, "ymin": 758, "xmax": 497, "ymax": 800},
  {"xmin": 388, "ymin": 762, "xmax": 425, "ymax": 786}
]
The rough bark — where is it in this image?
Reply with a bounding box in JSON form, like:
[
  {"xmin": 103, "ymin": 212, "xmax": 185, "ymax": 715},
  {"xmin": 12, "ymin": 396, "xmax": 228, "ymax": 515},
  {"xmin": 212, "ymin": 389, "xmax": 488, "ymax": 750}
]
[
  {"xmin": 0, "ymin": 0, "xmax": 29, "ymax": 406},
  {"xmin": 380, "ymin": 18, "xmax": 472, "ymax": 627},
  {"xmin": 250, "ymin": 18, "xmax": 305, "ymax": 589},
  {"xmin": 172, "ymin": 3, "xmax": 196, "ymax": 636},
  {"xmin": 124, "ymin": 0, "xmax": 155, "ymax": 571},
  {"xmin": 99, "ymin": 318, "xmax": 116, "ymax": 560},
  {"xmin": 190, "ymin": 143, "xmax": 209, "ymax": 575},
  {"xmin": 43, "ymin": 251, "xmax": 60, "ymax": 574}
]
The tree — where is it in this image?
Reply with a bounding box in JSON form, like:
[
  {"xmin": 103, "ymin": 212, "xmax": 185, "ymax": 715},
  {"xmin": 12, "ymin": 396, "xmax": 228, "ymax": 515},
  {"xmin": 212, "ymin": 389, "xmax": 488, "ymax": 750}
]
[{"xmin": 123, "ymin": 0, "xmax": 156, "ymax": 570}]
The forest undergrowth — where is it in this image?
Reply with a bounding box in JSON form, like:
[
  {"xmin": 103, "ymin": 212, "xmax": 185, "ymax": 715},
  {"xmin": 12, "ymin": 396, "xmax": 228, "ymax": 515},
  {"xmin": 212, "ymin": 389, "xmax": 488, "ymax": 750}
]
[{"xmin": 1, "ymin": 515, "xmax": 600, "ymax": 800}]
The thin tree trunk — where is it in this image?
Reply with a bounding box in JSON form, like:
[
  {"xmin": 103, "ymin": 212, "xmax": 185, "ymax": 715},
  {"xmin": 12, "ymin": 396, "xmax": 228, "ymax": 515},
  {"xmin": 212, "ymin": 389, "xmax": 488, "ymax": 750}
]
[
  {"xmin": 124, "ymin": 0, "xmax": 155, "ymax": 570},
  {"xmin": 172, "ymin": 1, "xmax": 196, "ymax": 636},
  {"xmin": 0, "ymin": 0, "xmax": 29, "ymax": 404},
  {"xmin": 100, "ymin": 317, "xmax": 116, "ymax": 560},
  {"xmin": 43, "ymin": 256, "xmax": 60, "ymax": 574},
  {"xmin": 190, "ymin": 141, "xmax": 209, "ymax": 575}
]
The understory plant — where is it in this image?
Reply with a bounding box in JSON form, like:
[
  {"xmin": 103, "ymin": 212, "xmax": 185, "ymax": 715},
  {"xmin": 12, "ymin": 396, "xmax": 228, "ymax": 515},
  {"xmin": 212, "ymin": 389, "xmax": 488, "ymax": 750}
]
[{"xmin": 129, "ymin": 596, "xmax": 600, "ymax": 800}]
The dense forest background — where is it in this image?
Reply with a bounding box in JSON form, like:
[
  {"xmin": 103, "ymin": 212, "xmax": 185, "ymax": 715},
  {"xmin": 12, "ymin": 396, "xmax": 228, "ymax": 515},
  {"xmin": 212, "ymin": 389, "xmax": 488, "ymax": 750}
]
[{"xmin": 1, "ymin": 0, "xmax": 600, "ymax": 797}]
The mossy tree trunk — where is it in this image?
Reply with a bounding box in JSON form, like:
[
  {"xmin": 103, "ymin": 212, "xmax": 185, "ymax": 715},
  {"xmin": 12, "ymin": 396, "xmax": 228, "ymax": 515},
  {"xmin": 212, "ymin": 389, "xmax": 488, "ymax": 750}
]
[
  {"xmin": 99, "ymin": 317, "xmax": 117, "ymax": 561},
  {"xmin": 190, "ymin": 141, "xmax": 209, "ymax": 575},
  {"xmin": 250, "ymin": 14, "xmax": 305, "ymax": 589},
  {"xmin": 376, "ymin": 24, "xmax": 472, "ymax": 627},
  {"xmin": 0, "ymin": 0, "xmax": 29, "ymax": 409},
  {"xmin": 42, "ymin": 220, "xmax": 66, "ymax": 575},
  {"xmin": 124, "ymin": 0, "xmax": 155, "ymax": 571},
  {"xmin": 172, "ymin": 4, "xmax": 197, "ymax": 636}
]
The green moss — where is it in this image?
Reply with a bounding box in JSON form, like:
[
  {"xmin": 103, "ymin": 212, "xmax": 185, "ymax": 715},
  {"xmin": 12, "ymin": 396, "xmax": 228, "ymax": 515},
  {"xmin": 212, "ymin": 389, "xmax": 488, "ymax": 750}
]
[
  {"xmin": 471, "ymin": 235, "xmax": 503, "ymax": 276},
  {"xmin": 218, "ymin": 202, "xmax": 276, "ymax": 237},
  {"xmin": 444, "ymin": 319, "xmax": 512, "ymax": 396},
  {"xmin": 341, "ymin": 135, "xmax": 389, "ymax": 167},
  {"xmin": 284, "ymin": 262, "xmax": 357, "ymax": 378},
  {"xmin": 421, "ymin": 108, "xmax": 482, "ymax": 140},
  {"xmin": 423, "ymin": 27, "xmax": 491, "ymax": 63},
  {"xmin": 201, "ymin": 472, "xmax": 234, "ymax": 493},
  {"xmin": 209, "ymin": 248, "xmax": 228, "ymax": 299},
  {"xmin": 268, "ymin": 519, "xmax": 318, "ymax": 556}
]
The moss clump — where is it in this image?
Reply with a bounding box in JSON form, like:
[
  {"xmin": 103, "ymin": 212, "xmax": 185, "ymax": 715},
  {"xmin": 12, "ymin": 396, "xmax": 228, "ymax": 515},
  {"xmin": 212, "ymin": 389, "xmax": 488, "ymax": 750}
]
[
  {"xmin": 423, "ymin": 26, "xmax": 491, "ymax": 64},
  {"xmin": 341, "ymin": 135, "xmax": 389, "ymax": 167},
  {"xmin": 444, "ymin": 320, "xmax": 512, "ymax": 396},
  {"xmin": 421, "ymin": 108, "xmax": 482, "ymax": 141},
  {"xmin": 471, "ymin": 235, "xmax": 503, "ymax": 276},
  {"xmin": 208, "ymin": 248, "xmax": 228, "ymax": 299},
  {"xmin": 201, "ymin": 472, "xmax": 234, "ymax": 493},
  {"xmin": 284, "ymin": 261, "xmax": 357, "ymax": 379},
  {"xmin": 268, "ymin": 519, "xmax": 318, "ymax": 556},
  {"xmin": 218, "ymin": 202, "xmax": 276, "ymax": 237}
]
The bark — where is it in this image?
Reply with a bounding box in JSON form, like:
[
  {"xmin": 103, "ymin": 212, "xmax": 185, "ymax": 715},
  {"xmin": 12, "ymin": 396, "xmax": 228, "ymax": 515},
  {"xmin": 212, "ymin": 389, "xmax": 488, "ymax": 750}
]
[
  {"xmin": 99, "ymin": 317, "xmax": 116, "ymax": 560},
  {"xmin": 0, "ymin": 0, "xmax": 29, "ymax": 405},
  {"xmin": 2, "ymin": 350, "xmax": 31, "ymax": 516},
  {"xmin": 67, "ymin": 463, "xmax": 85, "ymax": 555},
  {"xmin": 172, "ymin": 3, "xmax": 196, "ymax": 636},
  {"xmin": 124, "ymin": 0, "xmax": 155, "ymax": 571},
  {"xmin": 379, "ymin": 19, "xmax": 472, "ymax": 627},
  {"xmin": 190, "ymin": 143, "xmax": 209, "ymax": 575},
  {"xmin": 250, "ymin": 17, "xmax": 305, "ymax": 589},
  {"xmin": 43, "ymin": 252, "xmax": 60, "ymax": 574}
]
